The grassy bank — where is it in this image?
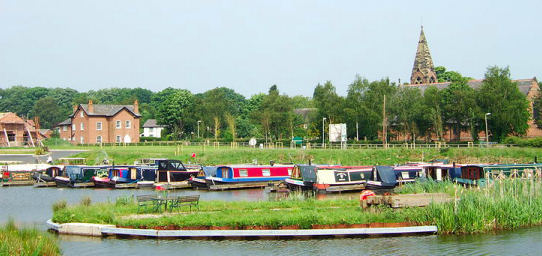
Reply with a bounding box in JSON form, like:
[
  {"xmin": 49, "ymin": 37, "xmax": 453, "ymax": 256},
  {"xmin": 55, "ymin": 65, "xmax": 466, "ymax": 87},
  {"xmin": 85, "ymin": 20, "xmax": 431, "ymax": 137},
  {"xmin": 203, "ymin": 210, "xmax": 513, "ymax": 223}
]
[
  {"xmin": 0, "ymin": 220, "xmax": 60, "ymax": 256},
  {"xmin": 52, "ymin": 179, "xmax": 542, "ymax": 234},
  {"xmin": 68, "ymin": 145, "xmax": 542, "ymax": 166}
]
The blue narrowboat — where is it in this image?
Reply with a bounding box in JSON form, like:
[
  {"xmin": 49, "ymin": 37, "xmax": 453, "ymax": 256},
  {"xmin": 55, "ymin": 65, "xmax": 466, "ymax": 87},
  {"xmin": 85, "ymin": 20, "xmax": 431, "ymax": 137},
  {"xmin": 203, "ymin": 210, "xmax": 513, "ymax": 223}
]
[{"xmin": 55, "ymin": 165, "xmax": 106, "ymax": 188}]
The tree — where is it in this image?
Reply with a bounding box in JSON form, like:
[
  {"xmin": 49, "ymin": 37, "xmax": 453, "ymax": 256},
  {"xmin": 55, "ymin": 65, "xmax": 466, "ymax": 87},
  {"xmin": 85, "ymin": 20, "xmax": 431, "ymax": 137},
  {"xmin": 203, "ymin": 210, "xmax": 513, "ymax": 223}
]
[
  {"xmin": 155, "ymin": 89, "xmax": 194, "ymax": 139},
  {"xmin": 423, "ymin": 86, "xmax": 444, "ymax": 141},
  {"xmin": 389, "ymin": 87, "xmax": 428, "ymax": 141},
  {"xmin": 435, "ymin": 66, "xmax": 471, "ymax": 83},
  {"xmin": 313, "ymin": 81, "xmax": 344, "ymax": 124},
  {"xmin": 477, "ymin": 66, "xmax": 530, "ymax": 141},
  {"xmin": 344, "ymin": 77, "xmax": 396, "ymax": 140},
  {"xmin": 440, "ymin": 81, "xmax": 479, "ymax": 141},
  {"xmin": 30, "ymin": 97, "xmax": 68, "ymax": 129},
  {"xmin": 257, "ymin": 85, "xmax": 294, "ymax": 141}
]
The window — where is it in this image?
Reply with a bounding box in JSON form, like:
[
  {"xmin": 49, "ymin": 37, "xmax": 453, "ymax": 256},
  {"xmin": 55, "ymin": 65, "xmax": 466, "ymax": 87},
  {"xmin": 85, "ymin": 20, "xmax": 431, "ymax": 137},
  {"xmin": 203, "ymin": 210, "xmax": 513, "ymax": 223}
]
[
  {"xmin": 96, "ymin": 122, "xmax": 102, "ymax": 130},
  {"xmin": 239, "ymin": 169, "xmax": 248, "ymax": 177},
  {"xmin": 96, "ymin": 136, "xmax": 102, "ymax": 143},
  {"xmin": 80, "ymin": 123, "xmax": 84, "ymax": 130},
  {"xmin": 80, "ymin": 136, "xmax": 84, "ymax": 144},
  {"xmin": 125, "ymin": 120, "xmax": 131, "ymax": 129},
  {"xmin": 72, "ymin": 124, "xmax": 76, "ymax": 131},
  {"xmin": 149, "ymin": 127, "xmax": 154, "ymax": 132},
  {"xmin": 116, "ymin": 135, "xmax": 121, "ymax": 143},
  {"xmin": 262, "ymin": 169, "xmax": 271, "ymax": 177},
  {"xmin": 80, "ymin": 112, "xmax": 84, "ymax": 118},
  {"xmin": 288, "ymin": 169, "xmax": 292, "ymax": 176},
  {"xmin": 116, "ymin": 120, "xmax": 121, "ymax": 129},
  {"xmin": 63, "ymin": 126, "xmax": 67, "ymax": 131}
]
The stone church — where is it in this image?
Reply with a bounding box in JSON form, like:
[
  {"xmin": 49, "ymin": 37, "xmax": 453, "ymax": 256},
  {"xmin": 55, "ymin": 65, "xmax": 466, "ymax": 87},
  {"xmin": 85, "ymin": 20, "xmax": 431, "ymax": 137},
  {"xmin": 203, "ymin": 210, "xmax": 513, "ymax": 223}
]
[{"xmin": 399, "ymin": 27, "xmax": 541, "ymax": 141}]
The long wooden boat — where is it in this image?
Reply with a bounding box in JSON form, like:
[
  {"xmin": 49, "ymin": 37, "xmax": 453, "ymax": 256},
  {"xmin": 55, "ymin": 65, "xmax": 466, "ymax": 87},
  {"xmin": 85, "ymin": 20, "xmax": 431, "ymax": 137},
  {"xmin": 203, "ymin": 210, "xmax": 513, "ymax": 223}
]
[
  {"xmin": 202, "ymin": 165, "xmax": 293, "ymax": 190},
  {"xmin": 365, "ymin": 166, "xmax": 399, "ymax": 190},
  {"xmin": 1, "ymin": 164, "xmax": 51, "ymax": 186},
  {"xmin": 55, "ymin": 165, "xmax": 105, "ymax": 188},
  {"xmin": 455, "ymin": 163, "xmax": 542, "ymax": 186},
  {"xmin": 284, "ymin": 165, "xmax": 372, "ymax": 193},
  {"xmin": 155, "ymin": 160, "xmax": 200, "ymax": 183}
]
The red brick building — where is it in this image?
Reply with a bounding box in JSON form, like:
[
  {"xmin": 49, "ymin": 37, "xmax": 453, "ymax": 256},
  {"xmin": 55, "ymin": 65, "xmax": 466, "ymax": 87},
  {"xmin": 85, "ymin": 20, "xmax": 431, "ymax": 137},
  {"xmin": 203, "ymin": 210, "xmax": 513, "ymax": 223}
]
[
  {"xmin": 385, "ymin": 27, "xmax": 541, "ymax": 142},
  {"xmin": 57, "ymin": 100, "xmax": 141, "ymax": 144}
]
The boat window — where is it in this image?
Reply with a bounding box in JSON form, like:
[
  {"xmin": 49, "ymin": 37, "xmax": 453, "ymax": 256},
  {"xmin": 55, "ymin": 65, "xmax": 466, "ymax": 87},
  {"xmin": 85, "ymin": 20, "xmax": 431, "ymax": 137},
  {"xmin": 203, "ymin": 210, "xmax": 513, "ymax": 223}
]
[
  {"xmin": 262, "ymin": 169, "xmax": 271, "ymax": 177},
  {"xmin": 239, "ymin": 169, "xmax": 248, "ymax": 177}
]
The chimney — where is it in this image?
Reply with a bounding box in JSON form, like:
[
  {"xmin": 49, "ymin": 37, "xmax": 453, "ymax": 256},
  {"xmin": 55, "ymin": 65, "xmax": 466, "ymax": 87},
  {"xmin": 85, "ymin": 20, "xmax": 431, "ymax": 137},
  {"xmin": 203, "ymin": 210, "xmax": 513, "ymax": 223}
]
[
  {"xmin": 88, "ymin": 100, "xmax": 94, "ymax": 113},
  {"xmin": 134, "ymin": 100, "xmax": 139, "ymax": 114}
]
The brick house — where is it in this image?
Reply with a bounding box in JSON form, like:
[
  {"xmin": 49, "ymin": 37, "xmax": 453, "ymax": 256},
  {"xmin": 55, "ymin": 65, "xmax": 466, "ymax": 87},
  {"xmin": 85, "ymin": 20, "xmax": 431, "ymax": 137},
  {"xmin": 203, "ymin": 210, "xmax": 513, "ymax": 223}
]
[
  {"xmin": 57, "ymin": 100, "xmax": 141, "ymax": 144},
  {"xmin": 0, "ymin": 112, "xmax": 42, "ymax": 147}
]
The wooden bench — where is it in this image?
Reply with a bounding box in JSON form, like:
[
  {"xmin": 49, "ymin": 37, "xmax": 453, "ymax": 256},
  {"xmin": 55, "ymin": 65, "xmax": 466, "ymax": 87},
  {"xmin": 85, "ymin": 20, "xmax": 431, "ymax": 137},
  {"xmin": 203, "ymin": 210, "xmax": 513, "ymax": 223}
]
[
  {"xmin": 169, "ymin": 195, "xmax": 200, "ymax": 212},
  {"xmin": 137, "ymin": 195, "xmax": 160, "ymax": 213}
]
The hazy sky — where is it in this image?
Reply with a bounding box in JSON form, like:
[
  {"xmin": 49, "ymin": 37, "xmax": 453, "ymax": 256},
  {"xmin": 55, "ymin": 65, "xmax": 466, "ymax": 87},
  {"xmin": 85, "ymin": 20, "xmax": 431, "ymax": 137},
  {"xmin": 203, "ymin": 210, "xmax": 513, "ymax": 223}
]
[{"xmin": 1, "ymin": 0, "xmax": 540, "ymax": 97}]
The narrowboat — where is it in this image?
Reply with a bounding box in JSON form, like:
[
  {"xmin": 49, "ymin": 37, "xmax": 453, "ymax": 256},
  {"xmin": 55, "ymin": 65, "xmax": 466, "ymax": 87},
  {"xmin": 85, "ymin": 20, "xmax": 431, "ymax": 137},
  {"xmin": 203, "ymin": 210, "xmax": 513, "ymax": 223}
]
[
  {"xmin": 136, "ymin": 166, "xmax": 158, "ymax": 187},
  {"xmin": 155, "ymin": 159, "xmax": 200, "ymax": 183},
  {"xmin": 189, "ymin": 166, "xmax": 218, "ymax": 189},
  {"xmin": 393, "ymin": 165, "xmax": 423, "ymax": 184},
  {"xmin": 455, "ymin": 164, "xmax": 542, "ymax": 186},
  {"xmin": 365, "ymin": 166, "xmax": 398, "ymax": 190},
  {"xmin": 55, "ymin": 165, "xmax": 105, "ymax": 188},
  {"xmin": 32, "ymin": 165, "xmax": 64, "ymax": 183},
  {"xmin": 108, "ymin": 166, "xmax": 141, "ymax": 188},
  {"xmin": 284, "ymin": 165, "xmax": 372, "ymax": 193},
  {"xmin": 91, "ymin": 168, "xmax": 111, "ymax": 188},
  {"xmin": 419, "ymin": 163, "xmax": 462, "ymax": 182},
  {"xmin": 2, "ymin": 164, "xmax": 51, "ymax": 186},
  {"xmin": 203, "ymin": 165, "xmax": 293, "ymax": 190}
]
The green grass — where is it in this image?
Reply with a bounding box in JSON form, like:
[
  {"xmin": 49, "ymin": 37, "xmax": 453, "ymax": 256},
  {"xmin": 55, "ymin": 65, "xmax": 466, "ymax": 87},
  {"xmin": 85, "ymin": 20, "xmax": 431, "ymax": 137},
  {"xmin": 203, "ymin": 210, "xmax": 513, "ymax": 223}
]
[
  {"xmin": 0, "ymin": 220, "xmax": 60, "ymax": 256},
  {"xmin": 395, "ymin": 180, "xmax": 458, "ymax": 195},
  {"xmin": 64, "ymin": 145, "xmax": 542, "ymax": 166},
  {"xmin": 52, "ymin": 179, "xmax": 542, "ymax": 234}
]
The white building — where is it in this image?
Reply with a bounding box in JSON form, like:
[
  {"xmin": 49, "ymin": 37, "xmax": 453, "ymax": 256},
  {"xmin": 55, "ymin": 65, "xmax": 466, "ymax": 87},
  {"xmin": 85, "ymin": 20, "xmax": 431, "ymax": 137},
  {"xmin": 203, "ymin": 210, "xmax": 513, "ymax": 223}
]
[{"xmin": 142, "ymin": 119, "xmax": 165, "ymax": 138}]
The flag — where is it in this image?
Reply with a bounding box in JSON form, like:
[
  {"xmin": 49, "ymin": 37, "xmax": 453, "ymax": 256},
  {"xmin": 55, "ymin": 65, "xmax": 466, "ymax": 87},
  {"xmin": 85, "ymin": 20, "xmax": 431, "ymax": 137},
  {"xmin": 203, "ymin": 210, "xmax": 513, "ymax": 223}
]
[{"xmin": 191, "ymin": 153, "xmax": 196, "ymax": 158}]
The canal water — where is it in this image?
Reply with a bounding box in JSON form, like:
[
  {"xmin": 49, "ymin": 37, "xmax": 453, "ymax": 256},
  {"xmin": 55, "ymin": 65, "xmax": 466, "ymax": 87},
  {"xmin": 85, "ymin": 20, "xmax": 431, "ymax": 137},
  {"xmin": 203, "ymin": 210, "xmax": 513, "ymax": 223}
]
[{"xmin": 2, "ymin": 186, "xmax": 542, "ymax": 255}]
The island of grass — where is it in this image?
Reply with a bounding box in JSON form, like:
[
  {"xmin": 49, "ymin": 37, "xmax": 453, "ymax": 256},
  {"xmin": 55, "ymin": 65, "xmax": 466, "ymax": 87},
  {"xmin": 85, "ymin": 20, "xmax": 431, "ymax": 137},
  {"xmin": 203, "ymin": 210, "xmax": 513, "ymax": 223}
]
[
  {"xmin": 0, "ymin": 220, "xmax": 60, "ymax": 256},
  {"xmin": 52, "ymin": 179, "xmax": 542, "ymax": 234}
]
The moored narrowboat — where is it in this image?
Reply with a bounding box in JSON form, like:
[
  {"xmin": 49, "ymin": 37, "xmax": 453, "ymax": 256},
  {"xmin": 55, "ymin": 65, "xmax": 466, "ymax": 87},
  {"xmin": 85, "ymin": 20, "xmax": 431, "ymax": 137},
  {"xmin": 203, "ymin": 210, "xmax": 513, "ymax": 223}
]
[
  {"xmin": 136, "ymin": 166, "xmax": 157, "ymax": 187},
  {"xmin": 2, "ymin": 164, "xmax": 51, "ymax": 186},
  {"xmin": 455, "ymin": 164, "xmax": 542, "ymax": 186},
  {"xmin": 55, "ymin": 165, "xmax": 105, "ymax": 188},
  {"xmin": 365, "ymin": 166, "xmax": 398, "ymax": 190},
  {"xmin": 204, "ymin": 165, "xmax": 293, "ymax": 190},
  {"xmin": 419, "ymin": 163, "xmax": 461, "ymax": 182},
  {"xmin": 393, "ymin": 165, "xmax": 423, "ymax": 185},
  {"xmin": 155, "ymin": 159, "xmax": 200, "ymax": 183},
  {"xmin": 189, "ymin": 166, "xmax": 218, "ymax": 189}
]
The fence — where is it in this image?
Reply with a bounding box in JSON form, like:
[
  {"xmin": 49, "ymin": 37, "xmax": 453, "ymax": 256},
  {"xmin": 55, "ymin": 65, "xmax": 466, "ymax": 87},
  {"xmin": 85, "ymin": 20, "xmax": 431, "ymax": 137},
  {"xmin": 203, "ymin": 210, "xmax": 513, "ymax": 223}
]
[{"xmin": 77, "ymin": 141, "xmax": 517, "ymax": 150}]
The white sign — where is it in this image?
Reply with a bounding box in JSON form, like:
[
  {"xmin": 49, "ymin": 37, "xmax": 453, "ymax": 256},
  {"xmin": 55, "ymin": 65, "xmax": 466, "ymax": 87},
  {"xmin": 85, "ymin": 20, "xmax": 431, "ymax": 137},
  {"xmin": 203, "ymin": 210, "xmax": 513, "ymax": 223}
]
[
  {"xmin": 249, "ymin": 138, "xmax": 257, "ymax": 146},
  {"xmin": 329, "ymin": 123, "xmax": 347, "ymax": 142}
]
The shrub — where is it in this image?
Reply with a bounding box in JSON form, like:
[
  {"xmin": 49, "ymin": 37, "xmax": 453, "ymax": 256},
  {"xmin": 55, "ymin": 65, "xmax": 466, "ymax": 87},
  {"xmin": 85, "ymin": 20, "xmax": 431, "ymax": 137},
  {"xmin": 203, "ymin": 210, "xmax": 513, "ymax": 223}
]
[
  {"xmin": 52, "ymin": 200, "xmax": 67, "ymax": 212},
  {"xmin": 80, "ymin": 197, "xmax": 92, "ymax": 207}
]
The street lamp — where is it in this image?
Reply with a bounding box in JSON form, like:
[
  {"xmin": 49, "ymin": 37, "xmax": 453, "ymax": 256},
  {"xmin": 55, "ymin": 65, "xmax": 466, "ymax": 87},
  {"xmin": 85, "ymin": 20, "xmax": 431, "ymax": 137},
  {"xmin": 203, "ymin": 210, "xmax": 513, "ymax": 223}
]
[
  {"xmin": 197, "ymin": 120, "xmax": 202, "ymax": 138},
  {"xmin": 322, "ymin": 117, "xmax": 327, "ymax": 147},
  {"xmin": 485, "ymin": 113, "xmax": 491, "ymax": 145}
]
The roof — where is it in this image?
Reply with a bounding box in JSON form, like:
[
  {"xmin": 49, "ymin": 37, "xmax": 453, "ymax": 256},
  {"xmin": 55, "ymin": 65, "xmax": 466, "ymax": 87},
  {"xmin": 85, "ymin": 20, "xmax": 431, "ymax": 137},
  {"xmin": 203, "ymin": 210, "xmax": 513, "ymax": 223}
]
[
  {"xmin": 404, "ymin": 78, "xmax": 537, "ymax": 96},
  {"xmin": 143, "ymin": 119, "xmax": 164, "ymax": 128},
  {"xmin": 0, "ymin": 112, "xmax": 25, "ymax": 124},
  {"xmin": 73, "ymin": 104, "xmax": 141, "ymax": 117},
  {"xmin": 57, "ymin": 118, "xmax": 72, "ymax": 126}
]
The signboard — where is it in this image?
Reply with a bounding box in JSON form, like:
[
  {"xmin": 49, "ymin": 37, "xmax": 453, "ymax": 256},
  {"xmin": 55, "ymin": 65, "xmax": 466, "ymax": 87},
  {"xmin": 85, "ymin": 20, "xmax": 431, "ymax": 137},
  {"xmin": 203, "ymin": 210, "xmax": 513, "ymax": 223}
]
[
  {"xmin": 329, "ymin": 123, "xmax": 347, "ymax": 142},
  {"xmin": 334, "ymin": 171, "xmax": 350, "ymax": 182}
]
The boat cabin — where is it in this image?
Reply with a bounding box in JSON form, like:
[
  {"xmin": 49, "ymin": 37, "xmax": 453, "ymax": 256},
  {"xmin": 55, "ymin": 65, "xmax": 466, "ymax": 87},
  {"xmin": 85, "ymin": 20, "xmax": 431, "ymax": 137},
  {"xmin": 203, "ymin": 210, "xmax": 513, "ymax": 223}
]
[
  {"xmin": 65, "ymin": 165, "xmax": 106, "ymax": 183},
  {"xmin": 155, "ymin": 159, "xmax": 199, "ymax": 183},
  {"xmin": 213, "ymin": 165, "xmax": 292, "ymax": 182},
  {"xmin": 456, "ymin": 164, "xmax": 542, "ymax": 186}
]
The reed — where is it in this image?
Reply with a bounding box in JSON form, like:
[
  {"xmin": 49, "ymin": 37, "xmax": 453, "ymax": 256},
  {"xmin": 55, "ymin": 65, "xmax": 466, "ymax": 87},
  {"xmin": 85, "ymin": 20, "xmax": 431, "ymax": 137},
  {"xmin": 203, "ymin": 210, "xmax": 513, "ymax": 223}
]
[
  {"xmin": 394, "ymin": 180, "xmax": 458, "ymax": 195},
  {"xmin": 0, "ymin": 220, "xmax": 60, "ymax": 256}
]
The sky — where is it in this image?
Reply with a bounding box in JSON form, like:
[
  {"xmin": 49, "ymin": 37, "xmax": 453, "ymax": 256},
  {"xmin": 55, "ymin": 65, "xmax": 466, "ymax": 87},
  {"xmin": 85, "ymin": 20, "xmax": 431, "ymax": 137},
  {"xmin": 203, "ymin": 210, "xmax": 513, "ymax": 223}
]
[{"xmin": 1, "ymin": 0, "xmax": 541, "ymax": 97}]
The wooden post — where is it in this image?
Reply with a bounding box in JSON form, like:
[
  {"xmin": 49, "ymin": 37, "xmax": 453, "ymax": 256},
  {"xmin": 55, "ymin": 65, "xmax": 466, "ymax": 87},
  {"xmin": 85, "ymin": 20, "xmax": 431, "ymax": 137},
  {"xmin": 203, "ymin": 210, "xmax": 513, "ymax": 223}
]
[{"xmin": 382, "ymin": 95, "xmax": 387, "ymax": 149}]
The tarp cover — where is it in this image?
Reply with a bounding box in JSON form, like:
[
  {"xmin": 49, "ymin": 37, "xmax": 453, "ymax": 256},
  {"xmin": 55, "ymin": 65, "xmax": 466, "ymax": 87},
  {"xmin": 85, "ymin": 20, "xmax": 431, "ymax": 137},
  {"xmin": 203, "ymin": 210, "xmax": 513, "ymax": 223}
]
[
  {"xmin": 300, "ymin": 165, "xmax": 317, "ymax": 182},
  {"xmin": 202, "ymin": 166, "xmax": 218, "ymax": 177},
  {"xmin": 376, "ymin": 166, "xmax": 397, "ymax": 187}
]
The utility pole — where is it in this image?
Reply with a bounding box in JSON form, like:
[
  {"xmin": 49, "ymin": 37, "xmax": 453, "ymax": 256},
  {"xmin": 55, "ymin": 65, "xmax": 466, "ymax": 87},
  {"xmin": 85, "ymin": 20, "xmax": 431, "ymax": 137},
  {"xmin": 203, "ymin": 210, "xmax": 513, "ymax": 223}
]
[
  {"xmin": 322, "ymin": 117, "xmax": 327, "ymax": 148},
  {"xmin": 356, "ymin": 121, "xmax": 359, "ymax": 141},
  {"xmin": 485, "ymin": 113, "xmax": 491, "ymax": 146},
  {"xmin": 382, "ymin": 95, "xmax": 387, "ymax": 148}
]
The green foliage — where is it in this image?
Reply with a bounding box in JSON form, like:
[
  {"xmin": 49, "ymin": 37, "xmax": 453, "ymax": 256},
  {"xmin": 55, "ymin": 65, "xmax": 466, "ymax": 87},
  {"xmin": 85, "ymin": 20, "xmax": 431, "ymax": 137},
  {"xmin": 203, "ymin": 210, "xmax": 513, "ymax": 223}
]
[
  {"xmin": 155, "ymin": 88, "xmax": 194, "ymax": 139},
  {"xmin": 504, "ymin": 136, "xmax": 542, "ymax": 147},
  {"xmin": 0, "ymin": 219, "xmax": 61, "ymax": 256},
  {"xmin": 435, "ymin": 66, "xmax": 472, "ymax": 83},
  {"xmin": 52, "ymin": 200, "xmax": 67, "ymax": 212},
  {"xmin": 477, "ymin": 66, "xmax": 530, "ymax": 142}
]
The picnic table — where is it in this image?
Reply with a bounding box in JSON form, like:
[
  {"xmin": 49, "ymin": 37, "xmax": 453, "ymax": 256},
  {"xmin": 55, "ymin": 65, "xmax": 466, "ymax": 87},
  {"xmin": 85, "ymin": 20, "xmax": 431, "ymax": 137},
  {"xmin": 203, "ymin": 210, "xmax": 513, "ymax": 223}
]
[{"xmin": 137, "ymin": 194, "xmax": 200, "ymax": 213}]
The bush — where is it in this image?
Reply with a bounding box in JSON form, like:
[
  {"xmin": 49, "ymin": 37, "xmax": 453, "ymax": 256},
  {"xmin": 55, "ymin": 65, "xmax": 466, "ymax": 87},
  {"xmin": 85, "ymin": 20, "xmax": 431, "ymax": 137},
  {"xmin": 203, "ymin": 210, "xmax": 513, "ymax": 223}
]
[
  {"xmin": 80, "ymin": 197, "xmax": 92, "ymax": 207},
  {"xmin": 52, "ymin": 200, "xmax": 67, "ymax": 212},
  {"xmin": 504, "ymin": 136, "xmax": 542, "ymax": 147}
]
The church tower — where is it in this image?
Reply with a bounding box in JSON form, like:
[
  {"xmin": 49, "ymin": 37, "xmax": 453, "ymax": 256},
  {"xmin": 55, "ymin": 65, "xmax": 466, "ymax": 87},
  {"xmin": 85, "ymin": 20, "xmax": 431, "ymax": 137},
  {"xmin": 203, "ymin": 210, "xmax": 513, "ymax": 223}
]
[{"xmin": 410, "ymin": 26, "xmax": 438, "ymax": 84}]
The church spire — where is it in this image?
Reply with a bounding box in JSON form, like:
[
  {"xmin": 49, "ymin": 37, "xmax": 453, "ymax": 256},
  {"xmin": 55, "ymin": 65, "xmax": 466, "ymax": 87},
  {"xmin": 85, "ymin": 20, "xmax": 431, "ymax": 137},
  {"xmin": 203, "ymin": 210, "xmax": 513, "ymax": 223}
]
[{"xmin": 410, "ymin": 26, "xmax": 437, "ymax": 84}]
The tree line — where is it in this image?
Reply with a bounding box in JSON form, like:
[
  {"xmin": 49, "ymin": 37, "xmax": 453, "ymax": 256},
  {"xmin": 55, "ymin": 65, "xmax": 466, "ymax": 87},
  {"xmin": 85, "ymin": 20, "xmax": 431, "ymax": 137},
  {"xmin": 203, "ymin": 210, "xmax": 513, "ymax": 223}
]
[{"xmin": 0, "ymin": 66, "xmax": 536, "ymax": 142}]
